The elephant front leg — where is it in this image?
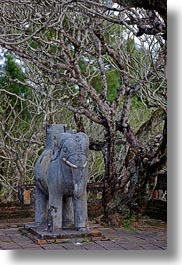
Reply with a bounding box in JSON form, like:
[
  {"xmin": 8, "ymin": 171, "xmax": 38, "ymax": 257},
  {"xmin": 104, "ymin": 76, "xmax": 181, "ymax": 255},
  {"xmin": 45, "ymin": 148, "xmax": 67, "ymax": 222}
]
[
  {"xmin": 73, "ymin": 194, "xmax": 88, "ymax": 232},
  {"xmin": 62, "ymin": 196, "xmax": 74, "ymax": 229},
  {"xmin": 48, "ymin": 192, "xmax": 63, "ymax": 231}
]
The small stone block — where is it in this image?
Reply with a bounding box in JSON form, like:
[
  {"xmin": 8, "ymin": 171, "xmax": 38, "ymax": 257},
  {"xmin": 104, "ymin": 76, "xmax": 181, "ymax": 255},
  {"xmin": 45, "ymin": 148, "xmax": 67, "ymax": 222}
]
[
  {"xmin": 37, "ymin": 239, "xmax": 47, "ymax": 244},
  {"xmin": 23, "ymin": 190, "xmax": 31, "ymax": 205},
  {"xmin": 90, "ymin": 230, "xmax": 102, "ymax": 237},
  {"xmin": 92, "ymin": 236, "xmax": 104, "ymax": 241}
]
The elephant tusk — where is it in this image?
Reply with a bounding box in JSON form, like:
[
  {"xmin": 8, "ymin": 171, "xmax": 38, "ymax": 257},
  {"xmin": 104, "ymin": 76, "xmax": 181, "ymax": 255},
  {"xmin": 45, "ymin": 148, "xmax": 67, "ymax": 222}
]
[
  {"xmin": 63, "ymin": 157, "xmax": 78, "ymax": 168},
  {"xmin": 83, "ymin": 160, "xmax": 88, "ymax": 168}
]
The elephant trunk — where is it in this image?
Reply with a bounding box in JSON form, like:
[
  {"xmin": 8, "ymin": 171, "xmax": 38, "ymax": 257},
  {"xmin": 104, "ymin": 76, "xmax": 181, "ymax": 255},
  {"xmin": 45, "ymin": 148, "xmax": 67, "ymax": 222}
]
[
  {"xmin": 61, "ymin": 153, "xmax": 88, "ymax": 198},
  {"xmin": 72, "ymin": 168, "xmax": 86, "ymax": 198}
]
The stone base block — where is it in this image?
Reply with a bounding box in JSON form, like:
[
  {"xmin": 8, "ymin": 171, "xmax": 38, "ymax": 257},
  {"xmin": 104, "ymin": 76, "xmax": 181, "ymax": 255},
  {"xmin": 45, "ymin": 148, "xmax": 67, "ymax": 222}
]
[{"xmin": 20, "ymin": 223, "xmax": 105, "ymax": 244}]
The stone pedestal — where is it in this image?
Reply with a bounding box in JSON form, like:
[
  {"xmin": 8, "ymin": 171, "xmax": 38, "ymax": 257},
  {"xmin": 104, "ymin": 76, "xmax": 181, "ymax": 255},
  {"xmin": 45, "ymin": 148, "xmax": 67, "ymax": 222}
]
[{"xmin": 21, "ymin": 224, "xmax": 104, "ymax": 244}]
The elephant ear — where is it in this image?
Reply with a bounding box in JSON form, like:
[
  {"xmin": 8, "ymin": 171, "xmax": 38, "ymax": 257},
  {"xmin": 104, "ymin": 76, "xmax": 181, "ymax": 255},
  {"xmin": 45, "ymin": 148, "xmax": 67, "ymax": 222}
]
[
  {"xmin": 51, "ymin": 133, "xmax": 72, "ymax": 161},
  {"xmin": 58, "ymin": 132, "xmax": 73, "ymax": 148},
  {"xmin": 56, "ymin": 132, "xmax": 89, "ymax": 158},
  {"xmin": 76, "ymin": 132, "xmax": 89, "ymax": 143},
  {"xmin": 75, "ymin": 132, "xmax": 89, "ymax": 154}
]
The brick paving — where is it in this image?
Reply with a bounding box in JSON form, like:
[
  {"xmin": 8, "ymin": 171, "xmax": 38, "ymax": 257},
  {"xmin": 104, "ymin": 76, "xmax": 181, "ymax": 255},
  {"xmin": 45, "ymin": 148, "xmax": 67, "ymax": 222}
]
[{"xmin": 0, "ymin": 224, "xmax": 167, "ymax": 250}]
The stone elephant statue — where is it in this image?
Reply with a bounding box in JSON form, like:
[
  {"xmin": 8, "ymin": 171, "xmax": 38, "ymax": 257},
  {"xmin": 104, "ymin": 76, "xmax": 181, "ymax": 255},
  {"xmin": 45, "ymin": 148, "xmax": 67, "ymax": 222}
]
[{"xmin": 34, "ymin": 131, "xmax": 89, "ymax": 232}]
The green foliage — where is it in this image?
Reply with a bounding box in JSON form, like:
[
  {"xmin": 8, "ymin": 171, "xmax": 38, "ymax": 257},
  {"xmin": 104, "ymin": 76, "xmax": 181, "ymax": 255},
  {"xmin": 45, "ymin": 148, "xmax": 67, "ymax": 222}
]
[
  {"xmin": 123, "ymin": 215, "xmax": 136, "ymax": 231},
  {"xmin": 89, "ymin": 67, "xmax": 120, "ymax": 102},
  {"xmin": 129, "ymin": 96, "xmax": 151, "ymax": 131},
  {"xmin": 29, "ymin": 39, "xmax": 39, "ymax": 49},
  {"xmin": 0, "ymin": 53, "xmax": 32, "ymax": 123},
  {"xmin": 106, "ymin": 69, "xmax": 120, "ymax": 101},
  {"xmin": 90, "ymin": 71, "xmax": 102, "ymax": 93}
]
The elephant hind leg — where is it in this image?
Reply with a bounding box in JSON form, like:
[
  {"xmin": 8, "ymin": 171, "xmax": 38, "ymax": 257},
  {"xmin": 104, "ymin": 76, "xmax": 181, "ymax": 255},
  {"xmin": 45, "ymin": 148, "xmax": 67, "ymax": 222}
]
[
  {"xmin": 35, "ymin": 181, "xmax": 48, "ymax": 226},
  {"xmin": 62, "ymin": 196, "xmax": 74, "ymax": 229}
]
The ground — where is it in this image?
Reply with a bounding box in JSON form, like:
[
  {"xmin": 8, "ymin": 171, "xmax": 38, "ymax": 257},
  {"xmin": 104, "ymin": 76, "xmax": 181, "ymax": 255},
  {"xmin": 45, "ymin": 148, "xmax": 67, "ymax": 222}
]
[
  {"xmin": 0, "ymin": 216, "xmax": 167, "ymax": 250},
  {"xmin": 123, "ymin": 216, "xmax": 167, "ymax": 233}
]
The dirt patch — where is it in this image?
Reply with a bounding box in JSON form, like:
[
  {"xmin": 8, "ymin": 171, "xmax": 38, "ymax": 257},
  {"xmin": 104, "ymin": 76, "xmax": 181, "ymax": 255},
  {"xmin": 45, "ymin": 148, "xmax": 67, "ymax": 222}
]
[
  {"xmin": 0, "ymin": 216, "xmax": 167, "ymax": 235},
  {"xmin": 94, "ymin": 213, "xmax": 167, "ymax": 234},
  {"xmin": 126, "ymin": 216, "xmax": 167, "ymax": 234},
  {"xmin": 0, "ymin": 217, "xmax": 33, "ymax": 228}
]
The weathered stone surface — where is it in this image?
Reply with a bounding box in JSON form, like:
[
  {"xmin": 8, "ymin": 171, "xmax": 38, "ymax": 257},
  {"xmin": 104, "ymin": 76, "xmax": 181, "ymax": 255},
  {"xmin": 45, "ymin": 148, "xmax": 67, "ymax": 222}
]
[
  {"xmin": 95, "ymin": 240, "xmax": 125, "ymax": 250},
  {"xmin": 21, "ymin": 226, "xmax": 103, "ymax": 245},
  {"xmin": 30, "ymin": 124, "xmax": 90, "ymax": 233}
]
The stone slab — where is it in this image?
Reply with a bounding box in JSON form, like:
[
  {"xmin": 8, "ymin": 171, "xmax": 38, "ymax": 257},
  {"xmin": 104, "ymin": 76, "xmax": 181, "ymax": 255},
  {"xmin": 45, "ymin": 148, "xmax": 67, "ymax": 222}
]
[
  {"xmin": 0, "ymin": 224, "xmax": 167, "ymax": 250},
  {"xmin": 20, "ymin": 223, "xmax": 105, "ymax": 245}
]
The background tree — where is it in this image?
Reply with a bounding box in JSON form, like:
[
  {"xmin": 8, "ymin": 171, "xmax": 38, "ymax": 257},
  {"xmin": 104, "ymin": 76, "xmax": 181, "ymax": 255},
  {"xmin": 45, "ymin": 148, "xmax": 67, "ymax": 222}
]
[
  {"xmin": 0, "ymin": 1, "xmax": 166, "ymax": 222},
  {"xmin": 0, "ymin": 51, "xmax": 105, "ymax": 201},
  {"xmin": 0, "ymin": 52, "xmax": 42, "ymax": 201}
]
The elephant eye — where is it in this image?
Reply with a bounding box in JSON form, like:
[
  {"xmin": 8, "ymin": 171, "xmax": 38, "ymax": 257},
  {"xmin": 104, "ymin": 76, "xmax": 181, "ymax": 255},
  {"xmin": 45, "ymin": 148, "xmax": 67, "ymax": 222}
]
[{"xmin": 63, "ymin": 147, "xmax": 67, "ymax": 153}]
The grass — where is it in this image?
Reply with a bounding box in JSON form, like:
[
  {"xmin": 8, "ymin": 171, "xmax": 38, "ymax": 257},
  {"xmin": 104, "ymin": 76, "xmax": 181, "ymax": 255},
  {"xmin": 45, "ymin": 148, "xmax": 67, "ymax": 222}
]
[{"xmin": 123, "ymin": 215, "xmax": 137, "ymax": 232}]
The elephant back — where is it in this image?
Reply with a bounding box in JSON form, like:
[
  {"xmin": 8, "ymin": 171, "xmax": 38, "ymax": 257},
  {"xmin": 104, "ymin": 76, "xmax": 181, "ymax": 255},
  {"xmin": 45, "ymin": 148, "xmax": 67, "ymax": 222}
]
[
  {"xmin": 34, "ymin": 149, "xmax": 52, "ymax": 181},
  {"xmin": 34, "ymin": 124, "xmax": 70, "ymax": 181},
  {"xmin": 34, "ymin": 124, "xmax": 80, "ymax": 180}
]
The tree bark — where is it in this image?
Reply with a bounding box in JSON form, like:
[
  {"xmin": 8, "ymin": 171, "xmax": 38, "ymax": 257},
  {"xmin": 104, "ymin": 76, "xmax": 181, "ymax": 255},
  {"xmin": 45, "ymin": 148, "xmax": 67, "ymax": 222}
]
[
  {"xmin": 115, "ymin": 114, "xmax": 167, "ymax": 218},
  {"xmin": 113, "ymin": 0, "xmax": 167, "ymax": 23}
]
